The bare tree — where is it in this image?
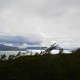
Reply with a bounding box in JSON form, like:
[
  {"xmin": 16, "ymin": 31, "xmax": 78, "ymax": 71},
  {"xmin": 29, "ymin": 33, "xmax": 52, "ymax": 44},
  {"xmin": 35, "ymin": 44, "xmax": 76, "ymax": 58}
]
[{"xmin": 44, "ymin": 43, "xmax": 58, "ymax": 54}]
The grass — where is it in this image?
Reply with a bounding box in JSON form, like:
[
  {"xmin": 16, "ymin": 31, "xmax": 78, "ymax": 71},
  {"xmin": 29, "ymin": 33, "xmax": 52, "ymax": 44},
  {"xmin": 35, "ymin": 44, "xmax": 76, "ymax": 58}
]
[{"xmin": 0, "ymin": 49, "xmax": 80, "ymax": 80}]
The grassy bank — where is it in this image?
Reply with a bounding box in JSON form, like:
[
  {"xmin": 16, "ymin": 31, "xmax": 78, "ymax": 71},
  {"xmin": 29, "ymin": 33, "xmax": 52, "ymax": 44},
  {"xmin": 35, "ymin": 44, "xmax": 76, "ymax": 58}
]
[{"xmin": 0, "ymin": 51, "xmax": 80, "ymax": 80}]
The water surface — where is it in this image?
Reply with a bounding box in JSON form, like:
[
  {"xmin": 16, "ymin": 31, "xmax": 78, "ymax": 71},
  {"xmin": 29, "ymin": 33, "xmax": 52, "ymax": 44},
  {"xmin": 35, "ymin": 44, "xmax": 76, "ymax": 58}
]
[{"xmin": 0, "ymin": 50, "xmax": 71, "ymax": 57}]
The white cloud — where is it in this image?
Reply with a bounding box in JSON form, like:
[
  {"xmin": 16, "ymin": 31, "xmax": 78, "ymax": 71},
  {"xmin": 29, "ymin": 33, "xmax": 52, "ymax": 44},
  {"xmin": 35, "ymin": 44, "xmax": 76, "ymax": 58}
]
[
  {"xmin": 0, "ymin": 0, "xmax": 80, "ymax": 48},
  {"xmin": 17, "ymin": 43, "xmax": 28, "ymax": 48},
  {"xmin": 3, "ymin": 43, "xmax": 13, "ymax": 47}
]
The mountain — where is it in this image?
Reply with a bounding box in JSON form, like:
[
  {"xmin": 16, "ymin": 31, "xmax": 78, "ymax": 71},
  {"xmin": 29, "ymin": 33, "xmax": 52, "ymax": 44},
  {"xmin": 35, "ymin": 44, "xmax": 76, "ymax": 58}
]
[
  {"xmin": 26, "ymin": 46, "xmax": 73, "ymax": 51},
  {"xmin": 0, "ymin": 44, "xmax": 74, "ymax": 51},
  {"xmin": 0, "ymin": 44, "xmax": 25, "ymax": 51},
  {"xmin": 26, "ymin": 47, "xmax": 45, "ymax": 50},
  {"xmin": 26, "ymin": 46, "xmax": 61, "ymax": 50}
]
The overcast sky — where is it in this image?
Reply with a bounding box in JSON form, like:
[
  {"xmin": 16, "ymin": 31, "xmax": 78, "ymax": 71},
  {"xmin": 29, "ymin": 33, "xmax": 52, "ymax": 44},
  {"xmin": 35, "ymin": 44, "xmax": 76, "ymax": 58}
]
[{"xmin": 0, "ymin": 0, "xmax": 80, "ymax": 48}]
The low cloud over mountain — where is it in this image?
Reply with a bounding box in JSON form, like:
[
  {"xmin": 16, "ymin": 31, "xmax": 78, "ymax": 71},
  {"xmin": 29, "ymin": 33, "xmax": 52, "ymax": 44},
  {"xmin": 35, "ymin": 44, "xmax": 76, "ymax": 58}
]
[{"xmin": 0, "ymin": 34, "xmax": 42, "ymax": 48}]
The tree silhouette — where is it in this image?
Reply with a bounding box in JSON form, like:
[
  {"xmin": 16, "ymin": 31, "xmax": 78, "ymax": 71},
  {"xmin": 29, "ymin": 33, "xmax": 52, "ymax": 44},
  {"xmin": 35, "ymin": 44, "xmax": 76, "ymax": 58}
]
[
  {"xmin": 72, "ymin": 48, "xmax": 80, "ymax": 54},
  {"xmin": 8, "ymin": 55, "xmax": 15, "ymax": 60},
  {"xmin": 16, "ymin": 52, "xmax": 21, "ymax": 57},
  {"xmin": 44, "ymin": 43, "xmax": 58, "ymax": 54},
  {"xmin": 59, "ymin": 48, "xmax": 63, "ymax": 54},
  {"xmin": 0, "ymin": 54, "xmax": 6, "ymax": 60}
]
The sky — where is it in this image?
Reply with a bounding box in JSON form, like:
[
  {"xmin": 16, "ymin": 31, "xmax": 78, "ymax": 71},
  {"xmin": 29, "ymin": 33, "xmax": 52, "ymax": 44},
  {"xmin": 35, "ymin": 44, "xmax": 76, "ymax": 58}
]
[{"xmin": 0, "ymin": 0, "xmax": 80, "ymax": 48}]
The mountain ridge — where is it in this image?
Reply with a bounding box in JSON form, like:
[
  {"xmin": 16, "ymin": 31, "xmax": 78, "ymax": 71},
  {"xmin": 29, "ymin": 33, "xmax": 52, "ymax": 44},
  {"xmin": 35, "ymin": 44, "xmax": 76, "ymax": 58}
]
[
  {"xmin": 0, "ymin": 44, "xmax": 25, "ymax": 51},
  {"xmin": 0, "ymin": 44, "xmax": 74, "ymax": 51}
]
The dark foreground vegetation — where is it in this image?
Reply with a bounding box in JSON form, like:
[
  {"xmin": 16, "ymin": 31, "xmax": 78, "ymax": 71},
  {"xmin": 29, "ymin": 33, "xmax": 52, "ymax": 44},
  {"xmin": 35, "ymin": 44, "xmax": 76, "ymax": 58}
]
[{"xmin": 0, "ymin": 48, "xmax": 80, "ymax": 80}]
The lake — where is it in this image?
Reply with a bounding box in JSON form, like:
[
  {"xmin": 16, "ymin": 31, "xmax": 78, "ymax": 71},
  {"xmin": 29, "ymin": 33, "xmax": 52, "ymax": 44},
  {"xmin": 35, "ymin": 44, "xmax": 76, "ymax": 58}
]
[{"xmin": 0, "ymin": 49, "xmax": 71, "ymax": 57}]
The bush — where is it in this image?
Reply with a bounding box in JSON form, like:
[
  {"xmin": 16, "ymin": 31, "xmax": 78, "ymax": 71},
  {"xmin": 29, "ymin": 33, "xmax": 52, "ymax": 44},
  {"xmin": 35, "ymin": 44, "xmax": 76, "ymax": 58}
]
[{"xmin": 72, "ymin": 48, "xmax": 80, "ymax": 54}]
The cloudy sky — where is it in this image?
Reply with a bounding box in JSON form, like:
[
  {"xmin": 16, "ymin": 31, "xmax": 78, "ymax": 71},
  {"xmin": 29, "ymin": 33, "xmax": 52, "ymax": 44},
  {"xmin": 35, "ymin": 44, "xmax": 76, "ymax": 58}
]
[{"xmin": 0, "ymin": 0, "xmax": 80, "ymax": 48}]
